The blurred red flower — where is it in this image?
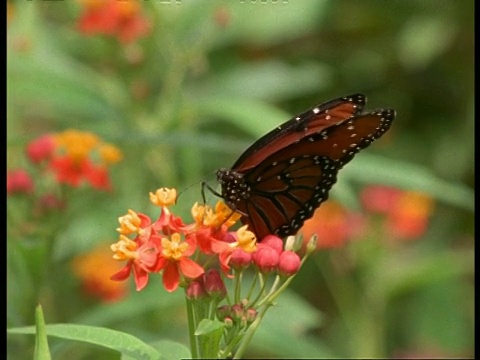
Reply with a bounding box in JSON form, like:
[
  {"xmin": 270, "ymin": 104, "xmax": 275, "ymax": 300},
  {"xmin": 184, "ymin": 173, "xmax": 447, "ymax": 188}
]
[
  {"xmin": 360, "ymin": 185, "xmax": 434, "ymax": 241},
  {"xmin": 7, "ymin": 169, "xmax": 34, "ymax": 195},
  {"xmin": 299, "ymin": 201, "xmax": 365, "ymax": 250},
  {"xmin": 77, "ymin": 0, "xmax": 151, "ymax": 44},
  {"xmin": 26, "ymin": 134, "xmax": 56, "ymax": 164}
]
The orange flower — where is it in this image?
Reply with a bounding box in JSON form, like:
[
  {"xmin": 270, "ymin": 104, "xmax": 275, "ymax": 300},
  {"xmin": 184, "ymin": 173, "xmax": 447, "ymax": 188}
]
[
  {"xmin": 26, "ymin": 130, "xmax": 123, "ymax": 191},
  {"xmin": 360, "ymin": 185, "xmax": 434, "ymax": 241},
  {"xmin": 386, "ymin": 191, "xmax": 434, "ymax": 240},
  {"xmin": 299, "ymin": 201, "xmax": 364, "ymax": 250},
  {"xmin": 50, "ymin": 155, "xmax": 112, "ymax": 190},
  {"xmin": 99, "ymin": 143, "xmax": 123, "ymax": 164},
  {"xmin": 156, "ymin": 233, "xmax": 204, "ymax": 292},
  {"xmin": 77, "ymin": 0, "xmax": 151, "ymax": 44},
  {"xmin": 72, "ymin": 245, "xmax": 129, "ymax": 302},
  {"xmin": 110, "ymin": 229, "xmax": 162, "ymax": 291}
]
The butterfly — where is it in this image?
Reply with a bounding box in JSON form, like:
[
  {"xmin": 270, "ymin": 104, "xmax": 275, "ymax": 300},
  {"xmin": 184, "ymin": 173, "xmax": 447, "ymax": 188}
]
[{"xmin": 211, "ymin": 94, "xmax": 395, "ymax": 240}]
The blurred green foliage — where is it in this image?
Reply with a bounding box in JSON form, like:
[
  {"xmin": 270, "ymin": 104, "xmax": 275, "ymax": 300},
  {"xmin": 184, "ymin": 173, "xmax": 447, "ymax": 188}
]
[{"xmin": 7, "ymin": 1, "xmax": 473, "ymax": 359}]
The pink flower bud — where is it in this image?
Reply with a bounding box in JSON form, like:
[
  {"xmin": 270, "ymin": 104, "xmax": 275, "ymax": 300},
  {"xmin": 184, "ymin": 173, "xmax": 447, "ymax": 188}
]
[
  {"xmin": 26, "ymin": 135, "xmax": 56, "ymax": 164},
  {"xmin": 253, "ymin": 246, "xmax": 279, "ymax": 273},
  {"xmin": 216, "ymin": 305, "xmax": 231, "ymax": 321},
  {"xmin": 260, "ymin": 235, "xmax": 283, "ymax": 254},
  {"xmin": 185, "ymin": 280, "xmax": 207, "ymax": 301},
  {"xmin": 278, "ymin": 251, "xmax": 301, "ymax": 277},
  {"xmin": 245, "ymin": 308, "xmax": 257, "ymax": 323},
  {"xmin": 38, "ymin": 194, "xmax": 66, "ymax": 211},
  {"xmin": 203, "ymin": 269, "xmax": 226, "ymax": 300},
  {"xmin": 231, "ymin": 303, "xmax": 244, "ymax": 320},
  {"xmin": 224, "ymin": 317, "xmax": 234, "ymax": 328},
  {"xmin": 230, "ymin": 248, "xmax": 252, "ymax": 270}
]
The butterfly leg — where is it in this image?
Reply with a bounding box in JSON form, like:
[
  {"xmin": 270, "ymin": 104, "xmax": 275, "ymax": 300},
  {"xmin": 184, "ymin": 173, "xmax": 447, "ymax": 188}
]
[{"xmin": 201, "ymin": 181, "xmax": 222, "ymax": 204}]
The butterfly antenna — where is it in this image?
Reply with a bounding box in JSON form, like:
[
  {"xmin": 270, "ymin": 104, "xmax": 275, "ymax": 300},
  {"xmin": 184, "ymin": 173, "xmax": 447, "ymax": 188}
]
[
  {"xmin": 176, "ymin": 180, "xmax": 202, "ymax": 203},
  {"xmin": 201, "ymin": 181, "xmax": 222, "ymax": 204}
]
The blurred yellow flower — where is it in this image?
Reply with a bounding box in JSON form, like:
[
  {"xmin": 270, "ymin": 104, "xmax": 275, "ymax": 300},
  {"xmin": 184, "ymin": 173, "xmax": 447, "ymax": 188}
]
[
  {"xmin": 99, "ymin": 143, "xmax": 123, "ymax": 164},
  {"xmin": 72, "ymin": 245, "xmax": 129, "ymax": 302}
]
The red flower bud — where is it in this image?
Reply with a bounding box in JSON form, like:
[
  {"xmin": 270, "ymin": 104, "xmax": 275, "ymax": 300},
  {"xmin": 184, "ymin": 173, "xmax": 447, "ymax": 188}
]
[
  {"xmin": 245, "ymin": 308, "xmax": 257, "ymax": 323},
  {"xmin": 185, "ymin": 280, "xmax": 207, "ymax": 301},
  {"xmin": 231, "ymin": 303, "xmax": 244, "ymax": 320},
  {"xmin": 230, "ymin": 248, "xmax": 252, "ymax": 270},
  {"xmin": 260, "ymin": 235, "xmax": 283, "ymax": 254},
  {"xmin": 216, "ymin": 305, "xmax": 231, "ymax": 321},
  {"xmin": 203, "ymin": 269, "xmax": 226, "ymax": 300},
  {"xmin": 278, "ymin": 251, "xmax": 301, "ymax": 277},
  {"xmin": 253, "ymin": 246, "xmax": 279, "ymax": 273}
]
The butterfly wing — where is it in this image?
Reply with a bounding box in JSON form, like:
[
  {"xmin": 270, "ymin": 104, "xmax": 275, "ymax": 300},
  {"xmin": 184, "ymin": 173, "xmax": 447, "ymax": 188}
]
[
  {"xmin": 232, "ymin": 94, "xmax": 366, "ymax": 172},
  {"xmin": 218, "ymin": 94, "xmax": 395, "ymax": 239}
]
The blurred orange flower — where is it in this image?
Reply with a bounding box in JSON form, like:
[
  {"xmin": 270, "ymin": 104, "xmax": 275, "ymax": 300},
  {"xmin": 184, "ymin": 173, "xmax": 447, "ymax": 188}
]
[
  {"xmin": 299, "ymin": 201, "xmax": 365, "ymax": 250},
  {"xmin": 360, "ymin": 185, "xmax": 434, "ymax": 241},
  {"xmin": 386, "ymin": 190, "xmax": 434, "ymax": 240},
  {"xmin": 26, "ymin": 129, "xmax": 122, "ymax": 191},
  {"xmin": 72, "ymin": 245, "xmax": 129, "ymax": 302},
  {"xmin": 77, "ymin": 0, "xmax": 151, "ymax": 44}
]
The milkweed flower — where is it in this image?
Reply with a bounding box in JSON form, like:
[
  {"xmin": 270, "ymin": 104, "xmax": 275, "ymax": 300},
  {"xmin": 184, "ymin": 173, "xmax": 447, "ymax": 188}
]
[
  {"xmin": 26, "ymin": 134, "xmax": 56, "ymax": 164},
  {"xmin": 25, "ymin": 130, "xmax": 122, "ymax": 191},
  {"xmin": 299, "ymin": 201, "xmax": 365, "ymax": 250},
  {"xmin": 110, "ymin": 231, "xmax": 162, "ymax": 291},
  {"xmin": 110, "ymin": 188, "xmax": 306, "ymax": 293},
  {"xmin": 7, "ymin": 169, "xmax": 34, "ymax": 195},
  {"xmin": 109, "ymin": 187, "xmax": 311, "ymax": 358},
  {"xmin": 360, "ymin": 185, "xmax": 435, "ymax": 241},
  {"xmin": 156, "ymin": 233, "xmax": 204, "ymax": 292},
  {"xmin": 77, "ymin": 0, "xmax": 151, "ymax": 44},
  {"xmin": 72, "ymin": 245, "xmax": 129, "ymax": 302}
]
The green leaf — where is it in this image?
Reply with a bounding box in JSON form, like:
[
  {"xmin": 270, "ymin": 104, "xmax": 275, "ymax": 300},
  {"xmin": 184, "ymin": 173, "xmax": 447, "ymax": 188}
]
[
  {"xmin": 190, "ymin": 60, "xmax": 333, "ymax": 102},
  {"xmin": 195, "ymin": 95, "xmax": 289, "ymax": 138},
  {"xmin": 398, "ymin": 16, "xmax": 457, "ymax": 70},
  {"xmin": 8, "ymin": 324, "xmax": 161, "ymax": 360},
  {"xmin": 252, "ymin": 290, "xmax": 335, "ymax": 357},
  {"xmin": 34, "ymin": 305, "xmax": 51, "ymax": 360},
  {"xmin": 372, "ymin": 249, "xmax": 474, "ymax": 300},
  {"xmin": 213, "ymin": 1, "xmax": 329, "ymax": 46},
  {"xmin": 123, "ymin": 340, "xmax": 190, "ymax": 360},
  {"xmin": 195, "ymin": 319, "xmax": 225, "ymax": 358}
]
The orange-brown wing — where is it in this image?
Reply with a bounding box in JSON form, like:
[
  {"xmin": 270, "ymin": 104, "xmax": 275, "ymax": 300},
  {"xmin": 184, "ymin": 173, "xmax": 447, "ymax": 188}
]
[{"xmin": 232, "ymin": 108, "xmax": 395, "ymax": 239}]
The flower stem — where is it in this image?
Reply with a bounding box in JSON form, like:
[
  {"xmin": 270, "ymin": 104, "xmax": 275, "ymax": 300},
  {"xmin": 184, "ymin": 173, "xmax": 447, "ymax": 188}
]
[{"xmin": 185, "ymin": 297, "xmax": 199, "ymax": 358}]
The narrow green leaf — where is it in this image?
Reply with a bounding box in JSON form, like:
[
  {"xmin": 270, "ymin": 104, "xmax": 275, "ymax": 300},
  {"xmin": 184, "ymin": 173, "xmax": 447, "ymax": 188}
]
[
  {"xmin": 8, "ymin": 324, "xmax": 161, "ymax": 360},
  {"xmin": 142, "ymin": 340, "xmax": 191, "ymax": 360},
  {"xmin": 34, "ymin": 305, "xmax": 51, "ymax": 360}
]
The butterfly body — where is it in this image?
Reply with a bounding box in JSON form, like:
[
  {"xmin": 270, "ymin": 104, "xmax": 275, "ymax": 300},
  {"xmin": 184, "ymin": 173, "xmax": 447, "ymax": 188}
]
[{"xmin": 217, "ymin": 94, "xmax": 395, "ymax": 239}]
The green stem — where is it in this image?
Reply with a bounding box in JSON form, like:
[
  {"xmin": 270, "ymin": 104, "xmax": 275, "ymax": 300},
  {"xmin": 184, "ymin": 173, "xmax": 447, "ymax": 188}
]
[
  {"xmin": 232, "ymin": 302, "xmax": 272, "ymax": 359},
  {"xmin": 185, "ymin": 297, "xmax": 199, "ymax": 359}
]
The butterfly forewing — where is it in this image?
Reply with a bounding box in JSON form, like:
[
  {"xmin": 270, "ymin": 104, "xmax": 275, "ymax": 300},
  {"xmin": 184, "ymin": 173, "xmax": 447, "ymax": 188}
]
[
  {"xmin": 232, "ymin": 94, "xmax": 366, "ymax": 172},
  {"xmin": 217, "ymin": 94, "xmax": 395, "ymax": 240}
]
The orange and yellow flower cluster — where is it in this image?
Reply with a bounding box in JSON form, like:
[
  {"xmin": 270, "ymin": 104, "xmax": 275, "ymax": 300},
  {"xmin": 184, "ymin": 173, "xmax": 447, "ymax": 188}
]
[
  {"xmin": 299, "ymin": 184, "xmax": 435, "ymax": 250},
  {"xmin": 25, "ymin": 129, "xmax": 122, "ymax": 191},
  {"xmin": 76, "ymin": 0, "xmax": 151, "ymax": 44},
  {"xmin": 111, "ymin": 188, "xmax": 302, "ymax": 293}
]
